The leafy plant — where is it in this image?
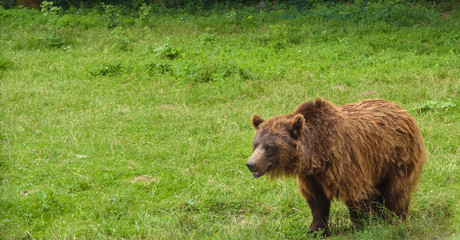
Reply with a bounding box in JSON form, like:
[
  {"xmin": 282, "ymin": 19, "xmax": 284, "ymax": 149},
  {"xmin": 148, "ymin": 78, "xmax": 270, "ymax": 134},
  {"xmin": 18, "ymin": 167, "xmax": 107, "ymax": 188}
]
[
  {"xmin": 136, "ymin": 3, "xmax": 154, "ymax": 26},
  {"xmin": 154, "ymin": 44, "xmax": 181, "ymax": 60},
  {"xmin": 200, "ymin": 32, "xmax": 218, "ymax": 45},
  {"xmin": 111, "ymin": 26, "xmax": 132, "ymax": 51},
  {"xmin": 144, "ymin": 62, "xmax": 173, "ymax": 75},
  {"xmin": 40, "ymin": 1, "xmax": 64, "ymax": 48},
  {"xmin": 102, "ymin": 3, "xmax": 124, "ymax": 29},
  {"xmin": 88, "ymin": 61, "xmax": 124, "ymax": 76},
  {"xmin": 183, "ymin": 60, "xmax": 252, "ymax": 82},
  {"xmin": 412, "ymin": 100, "xmax": 457, "ymax": 112},
  {"xmin": 263, "ymin": 23, "xmax": 302, "ymax": 50}
]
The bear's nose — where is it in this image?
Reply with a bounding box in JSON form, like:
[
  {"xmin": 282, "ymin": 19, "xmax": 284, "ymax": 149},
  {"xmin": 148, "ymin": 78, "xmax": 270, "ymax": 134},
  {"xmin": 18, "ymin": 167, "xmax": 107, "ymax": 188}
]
[{"xmin": 246, "ymin": 162, "xmax": 256, "ymax": 172}]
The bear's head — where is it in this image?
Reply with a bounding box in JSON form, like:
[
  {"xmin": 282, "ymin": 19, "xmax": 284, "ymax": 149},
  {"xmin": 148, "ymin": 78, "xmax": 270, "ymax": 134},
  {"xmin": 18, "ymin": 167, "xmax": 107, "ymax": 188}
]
[{"xmin": 246, "ymin": 113, "xmax": 305, "ymax": 178}]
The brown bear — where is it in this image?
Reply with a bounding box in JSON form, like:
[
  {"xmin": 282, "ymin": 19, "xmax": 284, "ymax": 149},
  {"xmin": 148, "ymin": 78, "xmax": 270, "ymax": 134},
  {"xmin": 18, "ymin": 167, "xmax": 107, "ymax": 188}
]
[{"xmin": 246, "ymin": 98, "xmax": 427, "ymax": 235}]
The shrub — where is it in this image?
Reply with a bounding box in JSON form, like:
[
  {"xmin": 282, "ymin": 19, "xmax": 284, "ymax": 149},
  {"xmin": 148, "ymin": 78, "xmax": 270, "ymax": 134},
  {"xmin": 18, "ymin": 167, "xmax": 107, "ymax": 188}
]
[
  {"xmin": 312, "ymin": 1, "xmax": 440, "ymax": 26},
  {"xmin": 88, "ymin": 61, "xmax": 124, "ymax": 76},
  {"xmin": 412, "ymin": 100, "xmax": 457, "ymax": 112},
  {"xmin": 40, "ymin": 1, "xmax": 65, "ymax": 48},
  {"xmin": 154, "ymin": 44, "xmax": 181, "ymax": 60},
  {"xmin": 144, "ymin": 62, "xmax": 173, "ymax": 75},
  {"xmin": 0, "ymin": 55, "xmax": 14, "ymax": 71},
  {"xmin": 111, "ymin": 26, "xmax": 132, "ymax": 51},
  {"xmin": 182, "ymin": 60, "xmax": 252, "ymax": 82}
]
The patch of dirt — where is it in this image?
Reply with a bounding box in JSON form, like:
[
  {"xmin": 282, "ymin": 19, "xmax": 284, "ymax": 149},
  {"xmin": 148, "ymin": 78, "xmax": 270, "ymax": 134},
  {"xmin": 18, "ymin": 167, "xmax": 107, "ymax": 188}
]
[
  {"xmin": 360, "ymin": 90, "xmax": 380, "ymax": 98},
  {"xmin": 21, "ymin": 189, "xmax": 39, "ymax": 196},
  {"xmin": 131, "ymin": 175, "xmax": 159, "ymax": 185},
  {"xmin": 332, "ymin": 83, "xmax": 347, "ymax": 91},
  {"xmin": 185, "ymin": 166, "xmax": 196, "ymax": 175},
  {"xmin": 442, "ymin": 10, "xmax": 452, "ymax": 19},
  {"xmin": 158, "ymin": 104, "xmax": 175, "ymax": 109}
]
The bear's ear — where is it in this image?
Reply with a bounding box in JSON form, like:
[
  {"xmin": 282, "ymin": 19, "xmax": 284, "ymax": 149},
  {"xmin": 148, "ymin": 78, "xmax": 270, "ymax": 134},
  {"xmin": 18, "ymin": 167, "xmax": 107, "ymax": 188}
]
[
  {"xmin": 251, "ymin": 113, "xmax": 264, "ymax": 129},
  {"xmin": 290, "ymin": 114, "xmax": 304, "ymax": 137}
]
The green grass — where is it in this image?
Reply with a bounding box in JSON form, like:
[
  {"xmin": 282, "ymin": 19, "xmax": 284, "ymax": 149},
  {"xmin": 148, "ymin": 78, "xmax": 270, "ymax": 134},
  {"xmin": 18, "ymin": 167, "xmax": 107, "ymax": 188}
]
[{"xmin": 1, "ymin": 2, "xmax": 459, "ymax": 239}]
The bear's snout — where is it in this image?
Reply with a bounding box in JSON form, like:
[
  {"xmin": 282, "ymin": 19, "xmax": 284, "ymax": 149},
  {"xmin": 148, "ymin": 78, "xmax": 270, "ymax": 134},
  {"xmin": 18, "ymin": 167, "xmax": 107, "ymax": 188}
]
[{"xmin": 246, "ymin": 162, "xmax": 257, "ymax": 172}]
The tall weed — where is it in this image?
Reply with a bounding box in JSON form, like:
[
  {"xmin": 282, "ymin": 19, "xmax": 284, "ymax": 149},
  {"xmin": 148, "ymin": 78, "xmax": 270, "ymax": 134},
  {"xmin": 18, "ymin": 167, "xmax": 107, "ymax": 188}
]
[
  {"xmin": 40, "ymin": 1, "xmax": 65, "ymax": 48},
  {"xmin": 111, "ymin": 26, "xmax": 132, "ymax": 51},
  {"xmin": 88, "ymin": 61, "xmax": 124, "ymax": 76}
]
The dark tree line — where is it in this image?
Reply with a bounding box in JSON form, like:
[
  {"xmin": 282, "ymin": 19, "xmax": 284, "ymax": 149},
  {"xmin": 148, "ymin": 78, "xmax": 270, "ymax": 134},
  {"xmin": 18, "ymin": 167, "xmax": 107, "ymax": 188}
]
[{"xmin": 5, "ymin": 0, "xmax": 454, "ymax": 10}]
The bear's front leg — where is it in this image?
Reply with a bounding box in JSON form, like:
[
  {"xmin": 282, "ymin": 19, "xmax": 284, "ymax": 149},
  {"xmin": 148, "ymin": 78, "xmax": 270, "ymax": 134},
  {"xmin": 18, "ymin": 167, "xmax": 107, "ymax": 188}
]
[
  {"xmin": 307, "ymin": 196, "xmax": 331, "ymax": 236},
  {"xmin": 298, "ymin": 176, "xmax": 331, "ymax": 236}
]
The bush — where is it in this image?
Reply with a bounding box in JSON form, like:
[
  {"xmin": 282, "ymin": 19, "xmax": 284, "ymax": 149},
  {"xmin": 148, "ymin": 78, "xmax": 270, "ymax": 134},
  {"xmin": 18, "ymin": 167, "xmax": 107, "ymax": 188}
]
[
  {"xmin": 412, "ymin": 100, "xmax": 457, "ymax": 112},
  {"xmin": 154, "ymin": 44, "xmax": 181, "ymax": 60},
  {"xmin": 88, "ymin": 61, "xmax": 124, "ymax": 76},
  {"xmin": 0, "ymin": 55, "xmax": 14, "ymax": 71},
  {"xmin": 111, "ymin": 26, "xmax": 132, "ymax": 51},
  {"xmin": 144, "ymin": 62, "xmax": 173, "ymax": 75},
  {"xmin": 181, "ymin": 60, "xmax": 252, "ymax": 83},
  {"xmin": 312, "ymin": 1, "xmax": 440, "ymax": 26}
]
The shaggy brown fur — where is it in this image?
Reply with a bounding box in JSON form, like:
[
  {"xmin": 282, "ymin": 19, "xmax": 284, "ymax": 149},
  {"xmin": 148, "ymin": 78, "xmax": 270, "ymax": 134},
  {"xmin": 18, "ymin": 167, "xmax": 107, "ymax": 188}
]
[{"xmin": 247, "ymin": 98, "xmax": 427, "ymax": 235}]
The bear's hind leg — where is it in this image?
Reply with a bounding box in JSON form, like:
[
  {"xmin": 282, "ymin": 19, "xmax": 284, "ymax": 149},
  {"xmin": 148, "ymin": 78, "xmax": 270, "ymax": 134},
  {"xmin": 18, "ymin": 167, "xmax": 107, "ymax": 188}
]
[
  {"xmin": 370, "ymin": 195, "xmax": 386, "ymax": 219},
  {"xmin": 383, "ymin": 172, "xmax": 413, "ymax": 221},
  {"xmin": 346, "ymin": 200, "xmax": 372, "ymax": 229}
]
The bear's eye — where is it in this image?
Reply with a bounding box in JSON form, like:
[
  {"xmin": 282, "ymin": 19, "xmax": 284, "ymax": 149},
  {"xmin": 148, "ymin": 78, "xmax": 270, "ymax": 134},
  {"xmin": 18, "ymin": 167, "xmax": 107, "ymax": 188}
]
[{"xmin": 265, "ymin": 145, "xmax": 273, "ymax": 151}]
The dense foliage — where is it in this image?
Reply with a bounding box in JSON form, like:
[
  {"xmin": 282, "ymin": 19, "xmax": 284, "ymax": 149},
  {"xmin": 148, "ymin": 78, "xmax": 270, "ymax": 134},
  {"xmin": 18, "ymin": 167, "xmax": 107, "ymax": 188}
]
[{"xmin": 2, "ymin": 0, "xmax": 459, "ymax": 10}]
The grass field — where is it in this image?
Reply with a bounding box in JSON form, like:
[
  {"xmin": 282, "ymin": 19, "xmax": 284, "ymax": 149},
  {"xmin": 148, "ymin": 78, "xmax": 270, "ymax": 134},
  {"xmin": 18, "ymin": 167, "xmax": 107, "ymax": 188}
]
[{"xmin": 0, "ymin": 2, "xmax": 459, "ymax": 239}]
